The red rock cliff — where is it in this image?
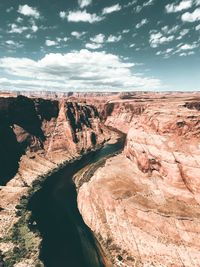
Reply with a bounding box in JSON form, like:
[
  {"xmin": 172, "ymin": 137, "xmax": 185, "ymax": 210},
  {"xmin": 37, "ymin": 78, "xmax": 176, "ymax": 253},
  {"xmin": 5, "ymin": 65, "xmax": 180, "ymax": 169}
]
[
  {"xmin": 0, "ymin": 95, "xmax": 112, "ymax": 240},
  {"xmin": 78, "ymin": 95, "xmax": 200, "ymax": 267}
]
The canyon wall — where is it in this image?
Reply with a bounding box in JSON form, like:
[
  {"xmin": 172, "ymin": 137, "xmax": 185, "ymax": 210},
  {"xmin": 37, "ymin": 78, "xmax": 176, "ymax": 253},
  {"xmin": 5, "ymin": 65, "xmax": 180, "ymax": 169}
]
[
  {"xmin": 0, "ymin": 95, "xmax": 114, "ymax": 264},
  {"xmin": 78, "ymin": 95, "xmax": 200, "ymax": 267}
]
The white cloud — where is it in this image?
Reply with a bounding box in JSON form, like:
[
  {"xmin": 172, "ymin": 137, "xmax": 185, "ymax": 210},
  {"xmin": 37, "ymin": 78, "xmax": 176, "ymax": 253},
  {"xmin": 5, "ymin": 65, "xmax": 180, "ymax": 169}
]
[
  {"xmin": 90, "ymin": 34, "xmax": 105, "ymax": 43},
  {"xmin": 6, "ymin": 40, "xmax": 15, "ymax": 46},
  {"xmin": 25, "ymin": 34, "xmax": 33, "ymax": 39},
  {"xmin": 196, "ymin": 23, "xmax": 200, "ymax": 30},
  {"xmin": 134, "ymin": 5, "xmax": 143, "ymax": 13},
  {"xmin": 56, "ymin": 37, "xmax": 68, "ymax": 42},
  {"xmin": 143, "ymin": 0, "xmax": 154, "ymax": 7},
  {"xmin": 32, "ymin": 25, "xmax": 38, "ymax": 32},
  {"xmin": 107, "ymin": 35, "xmax": 122, "ymax": 43},
  {"xmin": 66, "ymin": 10, "xmax": 104, "ymax": 23},
  {"xmin": 102, "ymin": 4, "xmax": 121, "ymax": 15},
  {"xmin": 161, "ymin": 25, "xmax": 179, "ymax": 34},
  {"xmin": 18, "ymin": 5, "xmax": 40, "ymax": 19},
  {"xmin": 71, "ymin": 31, "xmax": 86, "ymax": 38},
  {"xmin": 59, "ymin": 11, "xmax": 66, "ymax": 19},
  {"xmin": 179, "ymin": 51, "xmax": 195, "ymax": 56},
  {"xmin": 179, "ymin": 43, "xmax": 198, "ymax": 50},
  {"xmin": 45, "ymin": 40, "xmax": 57, "ymax": 46},
  {"xmin": 149, "ymin": 32, "xmax": 174, "ymax": 47},
  {"xmin": 181, "ymin": 7, "xmax": 200, "ymax": 22},
  {"xmin": 165, "ymin": 0, "xmax": 193, "ymax": 13},
  {"xmin": 5, "ymin": 40, "xmax": 24, "ymax": 49},
  {"xmin": 6, "ymin": 7, "xmax": 14, "ymax": 13},
  {"xmin": 0, "ymin": 50, "xmax": 161, "ymax": 91},
  {"xmin": 89, "ymin": 34, "xmax": 122, "ymax": 44},
  {"xmin": 78, "ymin": 0, "xmax": 92, "ymax": 8},
  {"xmin": 85, "ymin": 43, "xmax": 102, "ymax": 49},
  {"xmin": 124, "ymin": 0, "xmax": 137, "ymax": 8},
  {"xmin": 136, "ymin": 18, "xmax": 148, "ymax": 29},
  {"xmin": 156, "ymin": 48, "xmax": 174, "ymax": 58},
  {"xmin": 122, "ymin": 29, "xmax": 130, "ymax": 34},
  {"xmin": 8, "ymin": 23, "xmax": 28, "ymax": 34},
  {"xmin": 177, "ymin": 28, "xmax": 190, "ymax": 39},
  {"xmin": 16, "ymin": 17, "xmax": 23, "ymax": 23}
]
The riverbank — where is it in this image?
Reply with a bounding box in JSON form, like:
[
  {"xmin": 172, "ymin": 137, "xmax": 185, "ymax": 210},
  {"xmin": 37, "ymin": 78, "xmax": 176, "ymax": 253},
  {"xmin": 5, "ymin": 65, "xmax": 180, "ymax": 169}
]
[{"xmin": 1, "ymin": 128, "xmax": 124, "ymax": 267}]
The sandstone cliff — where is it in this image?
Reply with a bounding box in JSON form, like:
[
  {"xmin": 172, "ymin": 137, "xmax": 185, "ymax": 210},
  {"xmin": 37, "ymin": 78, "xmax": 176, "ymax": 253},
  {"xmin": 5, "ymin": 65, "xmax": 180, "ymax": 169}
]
[
  {"xmin": 0, "ymin": 95, "xmax": 114, "ymax": 265},
  {"xmin": 78, "ymin": 95, "xmax": 200, "ymax": 267}
]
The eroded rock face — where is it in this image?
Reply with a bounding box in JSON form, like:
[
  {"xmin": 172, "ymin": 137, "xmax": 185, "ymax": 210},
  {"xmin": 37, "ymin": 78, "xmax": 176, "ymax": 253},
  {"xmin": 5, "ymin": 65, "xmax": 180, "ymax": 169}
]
[
  {"xmin": 78, "ymin": 96, "xmax": 200, "ymax": 267},
  {"xmin": 0, "ymin": 95, "xmax": 111, "ymax": 242}
]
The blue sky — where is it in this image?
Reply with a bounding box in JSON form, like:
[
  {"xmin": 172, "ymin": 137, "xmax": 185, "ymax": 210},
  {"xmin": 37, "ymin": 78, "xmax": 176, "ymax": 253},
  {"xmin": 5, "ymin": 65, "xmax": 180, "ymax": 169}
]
[{"xmin": 0, "ymin": 0, "xmax": 200, "ymax": 92}]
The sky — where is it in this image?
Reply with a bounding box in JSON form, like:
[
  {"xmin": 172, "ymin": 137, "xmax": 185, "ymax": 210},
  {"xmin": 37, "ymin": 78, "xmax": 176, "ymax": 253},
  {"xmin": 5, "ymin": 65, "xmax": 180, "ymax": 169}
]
[{"xmin": 0, "ymin": 0, "xmax": 200, "ymax": 92}]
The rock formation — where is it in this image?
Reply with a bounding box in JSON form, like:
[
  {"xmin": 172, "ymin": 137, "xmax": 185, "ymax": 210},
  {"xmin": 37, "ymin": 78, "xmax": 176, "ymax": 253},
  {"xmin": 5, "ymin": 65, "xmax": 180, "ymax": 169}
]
[
  {"xmin": 0, "ymin": 94, "xmax": 114, "ymax": 264},
  {"xmin": 78, "ymin": 94, "xmax": 200, "ymax": 267},
  {"xmin": 1, "ymin": 92, "xmax": 200, "ymax": 267}
]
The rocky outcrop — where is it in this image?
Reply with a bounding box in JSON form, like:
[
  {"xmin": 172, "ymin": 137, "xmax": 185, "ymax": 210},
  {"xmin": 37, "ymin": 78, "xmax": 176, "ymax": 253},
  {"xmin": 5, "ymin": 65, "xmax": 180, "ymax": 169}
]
[
  {"xmin": 105, "ymin": 101, "xmax": 146, "ymax": 133},
  {"xmin": 78, "ymin": 96, "xmax": 200, "ymax": 267}
]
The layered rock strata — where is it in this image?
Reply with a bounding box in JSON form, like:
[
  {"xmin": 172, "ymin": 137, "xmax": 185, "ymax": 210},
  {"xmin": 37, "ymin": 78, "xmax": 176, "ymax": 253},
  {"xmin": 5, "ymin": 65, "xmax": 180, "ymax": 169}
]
[
  {"xmin": 78, "ymin": 97, "xmax": 200, "ymax": 267},
  {"xmin": 0, "ymin": 95, "xmax": 114, "ymax": 263}
]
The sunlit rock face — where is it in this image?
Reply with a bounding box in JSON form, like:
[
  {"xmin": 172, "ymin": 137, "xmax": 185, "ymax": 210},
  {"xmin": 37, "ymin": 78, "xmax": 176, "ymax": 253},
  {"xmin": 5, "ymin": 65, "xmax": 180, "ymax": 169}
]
[{"xmin": 78, "ymin": 95, "xmax": 200, "ymax": 267}]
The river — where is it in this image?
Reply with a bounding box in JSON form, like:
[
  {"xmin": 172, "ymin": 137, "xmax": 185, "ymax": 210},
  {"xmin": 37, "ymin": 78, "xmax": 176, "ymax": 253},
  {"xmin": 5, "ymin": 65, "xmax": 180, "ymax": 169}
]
[{"xmin": 28, "ymin": 131, "xmax": 125, "ymax": 267}]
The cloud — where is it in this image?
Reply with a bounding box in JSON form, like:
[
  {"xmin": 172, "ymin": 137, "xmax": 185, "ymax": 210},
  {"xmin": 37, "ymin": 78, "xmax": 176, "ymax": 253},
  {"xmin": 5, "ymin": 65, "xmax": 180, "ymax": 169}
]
[
  {"xmin": 78, "ymin": 0, "xmax": 92, "ymax": 8},
  {"xmin": 122, "ymin": 29, "xmax": 130, "ymax": 34},
  {"xmin": 124, "ymin": 0, "xmax": 137, "ymax": 8},
  {"xmin": 179, "ymin": 43, "xmax": 198, "ymax": 50},
  {"xmin": 8, "ymin": 21, "xmax": 38, "ymax": 34},
  {"xmin": 6, "ymin": 7, "xmax": 14, "ymax": 13},
  {"xmin": 0, "ymin": 50, "xmax": 161, "ymax": 91},
  {"xmin": 161, "ymin": 25, "xmax": 179, "ymax": 34},
  {"xmin": 149, "ymin": 32, "xmax": 174, "ymax": 47},
  {"xmin": 143, "ymin": 0, "xmax": 155, "ymax": 7},
  {"xmin": 181, "ymin": 7, "xmax": 200, "ymax": 22},
  {"xmin": 16, "ymin": 17, "xmax": 23, "ymax": 23},
  {"xmin": 165, "ymin": 0, "xmax": 193, "ymax": 13},
  {"xmin": 85, "ymin": 43, "xmax": 103, "ymax": 49},
  {"xmin": 56, "ymin": 37, "xmax": 68, "ymax": 42},
  {"xmin": 71, "ymin": 31, "xmax": 86, "ymax": 38},
  {"xmin": 32, "ymin": 25, "xmax": 38, "ymax": 32},
  {"xmin": 107, "ymin": 35, "xmax": 122, "ymax": 42},
  {"xmin": 90, "ymin": 34, "xmax": 105, "ymax": 43},
  {"xmin": 133, "ymin": 0, "xmax": 154, "ymax": 13},
  {"xmin": 8, "ymin": 23, "xmax": 28, "ymax": 33},
  {"xmin": 156, "ymin": 48, "xmax": 174, "ymax": 58},
  {"xmin": 89, "ymin": 34, "xmax": 122, "ymax": 46},
  {"xmin": 59, "ymin": 11, "xmax": 66, "ymax": 19},
  {"xmin": 102, "ymin": 4, "xmax": 121, "ymax": 15},
  {"xmin": 5, "ymin": 40, "xmax": 24, "ymax": 49},
  {"xmin": 196, "ymin": 23, "xmax": 200, "ymax": 30},
  {"xmin": 136, "ymin": 18, "xmax": 148, "ymax": 29},
  {"xmin": 179, "ymin": 51, "xmax": 194, "ymax": 56},
  {"xmin": 45, "ymin": 40, "xmax": 58, "ymax": 46},
  {"xmin": 177, "ymin": 28, "xmax": 189, "ymax": 39},
  {"xmin": 18, "ymin": 5, "xmax": 40, "ymax": 19},
  {"xmin": 65, "ymin": 10, "xmax": 104, "ymax": 23}
]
